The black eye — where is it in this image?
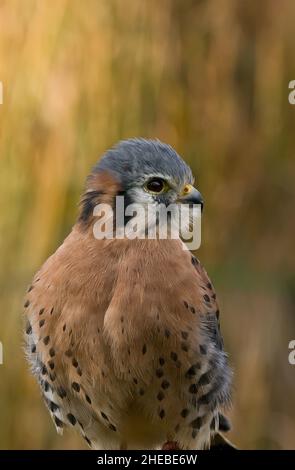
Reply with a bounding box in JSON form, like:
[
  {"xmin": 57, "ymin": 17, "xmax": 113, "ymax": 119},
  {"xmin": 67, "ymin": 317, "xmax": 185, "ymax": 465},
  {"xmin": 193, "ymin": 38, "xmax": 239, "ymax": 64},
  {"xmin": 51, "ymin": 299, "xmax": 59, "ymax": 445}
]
[{"xmin": 145, "ymin": 178, "xmax": 166, "ymax": 194}]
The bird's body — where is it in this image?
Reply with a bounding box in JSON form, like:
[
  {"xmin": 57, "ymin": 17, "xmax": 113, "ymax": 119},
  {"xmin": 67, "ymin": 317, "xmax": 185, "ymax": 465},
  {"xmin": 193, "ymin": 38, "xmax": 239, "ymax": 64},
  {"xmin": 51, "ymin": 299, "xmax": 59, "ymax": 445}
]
[{"xmin": 24, "ymin": 139, "xmax": 232, "ymax": 450}]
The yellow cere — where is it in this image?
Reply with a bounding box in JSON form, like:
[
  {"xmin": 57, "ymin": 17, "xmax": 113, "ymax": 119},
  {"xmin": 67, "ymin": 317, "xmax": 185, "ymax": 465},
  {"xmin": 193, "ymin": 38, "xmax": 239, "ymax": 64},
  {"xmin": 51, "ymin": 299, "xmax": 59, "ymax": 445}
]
[{"xmin": 181, "ymin": 184, "xmax": 194, "ymax": 196}]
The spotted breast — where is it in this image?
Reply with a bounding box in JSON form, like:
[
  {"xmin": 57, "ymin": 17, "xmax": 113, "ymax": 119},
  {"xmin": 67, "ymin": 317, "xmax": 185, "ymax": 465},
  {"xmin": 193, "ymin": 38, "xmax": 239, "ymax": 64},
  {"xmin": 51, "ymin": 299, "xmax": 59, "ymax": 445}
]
[{"xmin": 24, "ymin": 230, "xmax": 232, "ymax": 450}]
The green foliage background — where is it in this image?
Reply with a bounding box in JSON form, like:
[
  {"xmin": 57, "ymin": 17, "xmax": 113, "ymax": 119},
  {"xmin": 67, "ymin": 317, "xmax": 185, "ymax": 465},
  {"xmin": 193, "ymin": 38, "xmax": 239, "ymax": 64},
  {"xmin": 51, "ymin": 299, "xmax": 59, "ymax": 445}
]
[{"xmin": 0, "ymin": 0, "xmax": 295, "ymax": 449}]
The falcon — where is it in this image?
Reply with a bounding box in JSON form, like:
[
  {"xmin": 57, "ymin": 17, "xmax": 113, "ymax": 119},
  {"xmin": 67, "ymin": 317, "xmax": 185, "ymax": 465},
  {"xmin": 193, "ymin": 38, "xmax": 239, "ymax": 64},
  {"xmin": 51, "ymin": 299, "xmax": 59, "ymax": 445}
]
[{"xmin": 24, "ymin": 138, "xmax": 233, "ymax": 450}]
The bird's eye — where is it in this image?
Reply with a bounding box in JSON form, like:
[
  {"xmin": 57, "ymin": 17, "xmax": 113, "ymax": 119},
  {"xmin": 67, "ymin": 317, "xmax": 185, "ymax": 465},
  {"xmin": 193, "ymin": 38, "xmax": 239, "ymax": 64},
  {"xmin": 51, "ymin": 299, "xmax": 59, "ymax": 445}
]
[{"xmin": 145, "ymin": 178, "xmax": 167, "ymax": 194}]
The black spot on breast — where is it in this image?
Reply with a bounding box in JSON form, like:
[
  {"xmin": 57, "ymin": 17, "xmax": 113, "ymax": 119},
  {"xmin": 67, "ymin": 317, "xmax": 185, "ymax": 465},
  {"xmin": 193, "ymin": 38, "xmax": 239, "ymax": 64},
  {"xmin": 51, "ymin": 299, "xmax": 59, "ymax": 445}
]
[
  {"xmin": 203, "ymin": 294, "xmax": 210, "ymax": 303},
  {"xmin": 77, "ymin": 367, "xmax": 82, "ymax": 376},
  {"xmin": 49, "ymin": 348, "xmax": 55, "ymax": 357},
  {"xmin": 164, "ymin": 329, "xmax": 171, "ymax": 338},
  {"xmin": 78, "ymin": 420, "xmax": 84, "ymax": 430},
  {"xmin": 161, "ymin": 380, "xmax": 170, "ymax": 389},
  {"xmin": 24, "ymin": 300, "xmax": 30, "ymax": 308},
  {"xmin": 185, "ymin": 363, "xmax": 201, "ymax": 378},
  {"xmin": 65, "ymin": 349, "xmax": 73, "ymax": 357},
  {"xmin": 54, "ymin": 416, "xmax": 63, "ymax": 428},
  {"xmin": 57, "ymin": 386, "xmax": 67, "ymax": 398},
  {"xmin": 85, "ymin": 394, "xmax": 92, "ymax": 404},
  {"xmin": 170, "ymin": 352, "xmax": 178, "ymax": 361},
  {"xmin": 67, "ymin": 413, "xmax": 77, "ymax": 425},
  {"xmin": 210, "ymin": 417, "xmax": 216, "ymax": 430},
  {"xmin": 200, "ymin": 344, "xmax": 207, "ymax": 355},
  {"xmin": 72, "ymin": 358, "xmax": 78, "ymax": 368},
  {"xmin": 198, "ymin": 372, "xmax": 211, "ymax": 386},
  {"xmin": 49, "ymin": 401, "xmax": 59, "ymax": 413},
  {"xmin": 197, "ymin": 393, "xmax": 210, "ymax": 405},
  {"xmin": 39, "ymin": 308, "xmax": 44, "ymax": 315},
  {"xmin": 63, "ymin": 324, "xmax": 66, "ymax": 332},
  {"xmin": 189, "ymin": 384, "xmax": 198, "ymax": 394},
  {"xmin": 181, "ymin": 409, "xmax": 189, "ymax": 418},
  {"xmin": 192, "ymin": 430, "xmax": 198, "ymax": 439},
  {"xmin": 142, "ymin": 344, "xmax": 147, "ymax": 355},
  {"xmin": 133, "ymin": 378, "xmax": 138, "ymax": 385},
  {"xmin": 218, "ymin": 413, "xmax": 231, "ymax": 432},
  {"xmin": 26, "ymin": 322, "xmax": 32, "ymax": 335},
  {"xmin": 39, "ymin": 319, "xmax": 45, "ymax": 328},
  {"xmin": 109, "ymin": 424, "xmax": 117, "ymax": 432},
  {"xmin": 139, "ymin": 388, "xmax": 145, "ymax": 396},
  {"xmin": 27, "ymin": 285, "xmax": 34, "ymax": 292},
  {"xmin": 50, "ymin": 307, "xmax": 54, "ymax": 315},
  {"xmin": 156, "ymin": 369, "xmax": 164, "ymax": 378},
  {"xmin": 184, "ymin": 301, "xmax": 189, "ymax": 309},
  {"xmin": 181, "ymin": 342, "xmax": 189, "ymax": 352},
  {"xmin": 181, "ymin": 331, "xmax": 189, "ymax": 340},
  {"xmin": 159, "ymin": 357, "xmax": 165, "ymax": 366},
  {"xmin": 72, "ymin": 382, "xmax": 80, "ymax": 393},
  {"xmin": 43, "ymin": 336, "xmax": 50, "ymax": 346},
  {"xmin": 48, "ymin": 360, "xmax": 55, "ymax": 370},
  {"xmin": 157, "ymin": 391, "xmax": 165, "ymax": 401},
  {"xmin": 31, "ymin": 344, "xmax": 36, "ymax": 353},
  {"xmin": 191, "ymin": 417, "xmax": 202, "ymax": 429},
  {"xmin": 83, "ymin": 435, "xmax": 92, "ymax": 446},
  {"xmin": 159, "ymin": 409, "xmax": 165, "ymax": 419},
  {"xmin": 41, "ymin": 363, "xmax": 47, "ymax": 375},
  {"xmin": 190, "ymin": 306, "xmax": 196, "ymax": 314},
  {"xmin": 49, "ymin": 372, "xmax": 56, "ymax": 382},
  {"xmin": 43, "ymin": 381, "xmax": 50, "ymax": 392},
  {"xmin": 207, "ymin": 282, "xmax": 212, "ymax": 290},
  {"xmin": 101, "ymin": 412, "xmax": 109, "ymax": 421}
]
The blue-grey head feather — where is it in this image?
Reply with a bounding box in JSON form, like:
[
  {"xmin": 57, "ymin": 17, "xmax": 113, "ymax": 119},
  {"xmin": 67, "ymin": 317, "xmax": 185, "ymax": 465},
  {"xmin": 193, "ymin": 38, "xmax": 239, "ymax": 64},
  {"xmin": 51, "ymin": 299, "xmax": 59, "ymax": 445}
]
[
  {"xmin": 79, "ymin": 138, "xmax": 195, "ymax": 224},
  {"xmin": 94, "ymin": 138, "xmax": 193, "ymax": 189}
]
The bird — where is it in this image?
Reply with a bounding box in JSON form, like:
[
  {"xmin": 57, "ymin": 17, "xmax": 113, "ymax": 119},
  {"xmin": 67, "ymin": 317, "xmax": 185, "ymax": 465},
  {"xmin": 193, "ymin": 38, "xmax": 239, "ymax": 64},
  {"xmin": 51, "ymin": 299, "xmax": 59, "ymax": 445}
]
[{"xmin": 24, "ymin": 138, "xmax": 233, "ymax": 450}]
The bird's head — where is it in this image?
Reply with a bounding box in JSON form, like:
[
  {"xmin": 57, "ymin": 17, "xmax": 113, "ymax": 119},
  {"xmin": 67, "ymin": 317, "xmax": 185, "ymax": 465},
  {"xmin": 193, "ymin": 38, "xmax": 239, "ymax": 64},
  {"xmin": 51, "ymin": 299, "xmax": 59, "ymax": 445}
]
[
  {"xmin": 96, "ymin": 138, "xmax": 203, "ymax": 208},
  {"xmin": 79, "ymin": 138, "xmax": 203, "ymax": 239}
]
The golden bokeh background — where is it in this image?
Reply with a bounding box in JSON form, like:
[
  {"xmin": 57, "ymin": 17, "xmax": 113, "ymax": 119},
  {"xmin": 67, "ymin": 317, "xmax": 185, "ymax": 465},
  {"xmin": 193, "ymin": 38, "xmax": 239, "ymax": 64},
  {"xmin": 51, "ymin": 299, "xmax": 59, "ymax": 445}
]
[{"xmin": 0, "ymin": 0, "xmax": 295, "ymax": 449}]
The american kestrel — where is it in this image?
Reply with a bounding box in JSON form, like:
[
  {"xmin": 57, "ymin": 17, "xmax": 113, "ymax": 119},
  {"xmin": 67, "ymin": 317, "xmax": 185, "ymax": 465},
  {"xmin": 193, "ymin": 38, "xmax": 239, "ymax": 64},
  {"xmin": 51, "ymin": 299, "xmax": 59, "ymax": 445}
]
[{"xmin": 24, "ymin": 139, "xmax": 233, "ymax": 450}]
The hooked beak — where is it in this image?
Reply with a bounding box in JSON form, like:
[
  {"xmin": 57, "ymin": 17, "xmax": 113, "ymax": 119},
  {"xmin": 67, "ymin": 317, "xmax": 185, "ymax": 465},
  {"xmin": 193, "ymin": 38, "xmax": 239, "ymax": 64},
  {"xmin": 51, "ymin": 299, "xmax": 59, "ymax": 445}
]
[{"xmin": 177, "ymin": 185, "xmax": 204, "ymax": 212}]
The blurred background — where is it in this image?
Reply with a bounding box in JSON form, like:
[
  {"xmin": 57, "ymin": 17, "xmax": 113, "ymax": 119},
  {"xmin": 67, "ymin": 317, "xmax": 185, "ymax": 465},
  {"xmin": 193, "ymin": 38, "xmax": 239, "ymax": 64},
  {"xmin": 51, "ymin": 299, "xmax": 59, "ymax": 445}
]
[{"xmin": 0, "ymin": 0, "xmax": 295, "ymax": 450}]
